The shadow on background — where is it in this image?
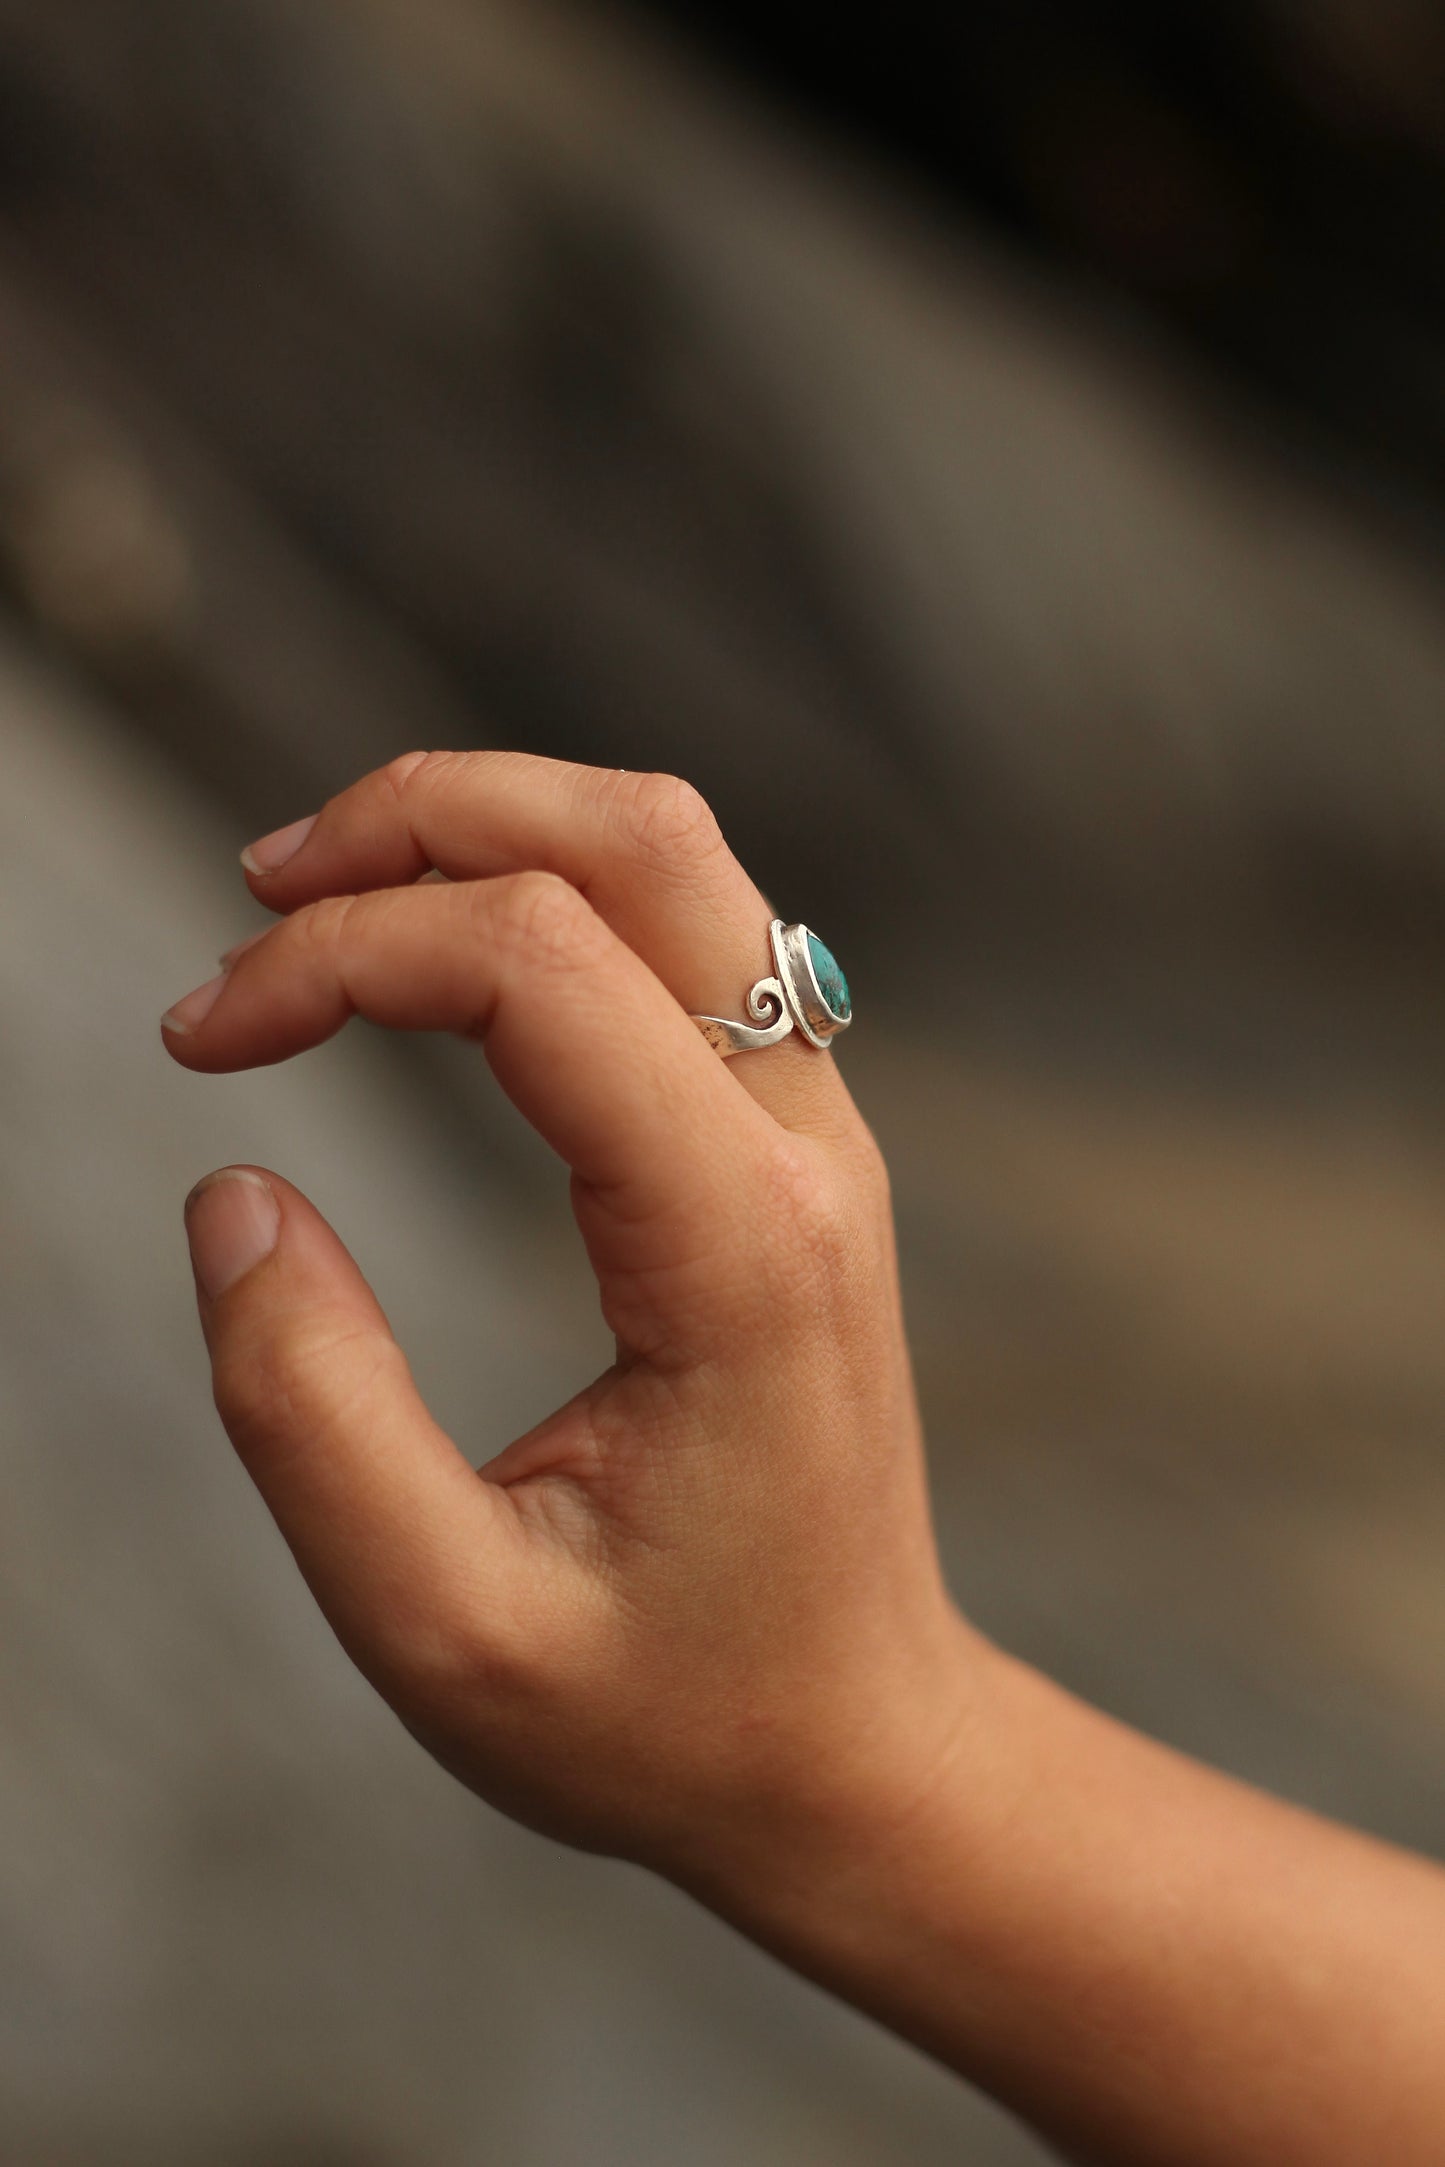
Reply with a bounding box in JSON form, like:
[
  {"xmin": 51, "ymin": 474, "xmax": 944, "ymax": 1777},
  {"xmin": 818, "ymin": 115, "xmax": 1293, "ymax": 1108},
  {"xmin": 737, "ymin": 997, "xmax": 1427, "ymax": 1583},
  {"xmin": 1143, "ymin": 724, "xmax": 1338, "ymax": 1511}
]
[{"xmin": 2, "ymin": 3, "xmax": 1444, "ymax": 2161}]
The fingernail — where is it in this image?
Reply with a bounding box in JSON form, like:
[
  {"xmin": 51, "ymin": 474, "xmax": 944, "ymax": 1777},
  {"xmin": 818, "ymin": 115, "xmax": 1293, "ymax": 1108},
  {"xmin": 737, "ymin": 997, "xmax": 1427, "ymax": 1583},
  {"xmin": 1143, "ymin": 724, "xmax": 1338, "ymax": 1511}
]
[
  {"xmin": 185, "ymin": 1170, "xmax": 281, "ymax": 1299},
  {"xmin": 241, "ymin": 813, "xmax": 317, "ymax": 876},
  {"xmin": 161, "ymin": 973, "xmax": 228, "ymax": 1036},
  {"xmin": 219, "ymin": 928, "xmax": 268, "ymax": 971}
]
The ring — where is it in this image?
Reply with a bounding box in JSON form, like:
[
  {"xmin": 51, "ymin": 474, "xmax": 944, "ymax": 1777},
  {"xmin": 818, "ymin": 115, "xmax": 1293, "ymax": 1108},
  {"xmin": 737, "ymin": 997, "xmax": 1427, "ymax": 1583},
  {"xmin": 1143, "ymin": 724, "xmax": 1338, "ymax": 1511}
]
[{"xmin": 690, "ymin": 921, "xmax": 852, "ymax": 1058}]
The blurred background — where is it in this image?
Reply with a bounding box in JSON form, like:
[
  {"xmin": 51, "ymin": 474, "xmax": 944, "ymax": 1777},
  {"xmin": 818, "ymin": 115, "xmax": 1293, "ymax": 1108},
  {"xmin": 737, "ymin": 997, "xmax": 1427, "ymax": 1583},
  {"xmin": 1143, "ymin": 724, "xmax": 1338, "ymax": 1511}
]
[{"xmin": 3, "ymin": 1, "xmax": 1445, "ymax": 2160}]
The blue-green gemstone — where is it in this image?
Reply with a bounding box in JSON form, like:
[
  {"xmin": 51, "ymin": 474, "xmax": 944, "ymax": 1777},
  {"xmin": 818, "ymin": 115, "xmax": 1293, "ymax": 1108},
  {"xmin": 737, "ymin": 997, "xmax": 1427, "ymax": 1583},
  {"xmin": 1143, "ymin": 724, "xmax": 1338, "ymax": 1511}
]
[{"xmin": 806, "ymin": 930, "xmax": 851, "ymax": 1021}]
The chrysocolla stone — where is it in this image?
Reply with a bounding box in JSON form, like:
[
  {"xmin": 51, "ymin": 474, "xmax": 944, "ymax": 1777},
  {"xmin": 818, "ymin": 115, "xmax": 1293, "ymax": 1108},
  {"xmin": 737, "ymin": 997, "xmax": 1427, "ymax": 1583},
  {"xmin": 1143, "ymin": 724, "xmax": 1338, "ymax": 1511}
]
[{"xmin": 806, "ymin": 930, "xmax": 851, "ymax": 1021}]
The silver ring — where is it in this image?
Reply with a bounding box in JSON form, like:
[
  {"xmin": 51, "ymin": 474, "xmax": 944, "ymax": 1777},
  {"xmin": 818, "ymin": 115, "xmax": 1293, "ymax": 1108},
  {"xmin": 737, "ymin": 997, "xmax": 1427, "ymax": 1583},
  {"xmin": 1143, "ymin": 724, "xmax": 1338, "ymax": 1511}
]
[{"xmin": 691, "ymin": 921, "xmax": 852, "ymax": 1058}]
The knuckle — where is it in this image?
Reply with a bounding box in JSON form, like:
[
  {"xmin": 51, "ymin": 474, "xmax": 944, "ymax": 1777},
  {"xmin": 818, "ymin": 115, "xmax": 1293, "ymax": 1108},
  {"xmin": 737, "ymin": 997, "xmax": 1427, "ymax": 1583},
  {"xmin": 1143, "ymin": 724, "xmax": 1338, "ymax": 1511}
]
[
  {"xmin": 756, "ymin": 1140, "xmax": 862, "ymax": 1316},
  {"xmin": 431, "ymin": 1614, "xmax": 544, "ymax": 1713},
  {"xmin": 387, "ymin": 1616, "xmax": 506, "ymax": 1732},
  {"xmin": 285, "ymin": 889, "xmax": 363, "ymax": 965},
  {"xmin": 493, "ymin": 867, "xmax": 597, "ymax": 971},
  {"xmin": 379, "ymin": 748, "xmax": 438, "ymax": 804},
  {"xmin": 212, "ymin": 1316, "xmax": 397, "ymax": 1464},
  {"xmin": 842, "ymin": 1122, "xmax": 893, "ymax": 1220},
  {"xmin": 613, "ymin": 770, "xmax": 724, "ymax": 875},
  {"xmin": 386, "ymin": 747, "xmax": 484, "ymax": 808},
  {"xmin": 392, "ymin": 1585, "xmax": 566, "ymax": 1743}
]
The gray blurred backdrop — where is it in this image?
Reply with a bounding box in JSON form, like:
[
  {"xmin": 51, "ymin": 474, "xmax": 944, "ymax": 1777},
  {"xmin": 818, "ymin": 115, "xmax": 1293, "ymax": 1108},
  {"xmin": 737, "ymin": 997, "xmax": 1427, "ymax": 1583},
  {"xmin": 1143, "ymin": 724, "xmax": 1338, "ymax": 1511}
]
[{"xmin": 3, "ymin": 3, "xmax": 1445, "ymax": 2161}]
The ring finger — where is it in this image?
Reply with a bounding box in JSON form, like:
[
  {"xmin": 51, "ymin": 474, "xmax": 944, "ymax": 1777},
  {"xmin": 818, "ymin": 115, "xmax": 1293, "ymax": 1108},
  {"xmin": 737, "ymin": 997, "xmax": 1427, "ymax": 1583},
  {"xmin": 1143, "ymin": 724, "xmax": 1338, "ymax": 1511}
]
[{"xmin": 236, "ymin": 751, "xmax": 855, "ymax": 1136}]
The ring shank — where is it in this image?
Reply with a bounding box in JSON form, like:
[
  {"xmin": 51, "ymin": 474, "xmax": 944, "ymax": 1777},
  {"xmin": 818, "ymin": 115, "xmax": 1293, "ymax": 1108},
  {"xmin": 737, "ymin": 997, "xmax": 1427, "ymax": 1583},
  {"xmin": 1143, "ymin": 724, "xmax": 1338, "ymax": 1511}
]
[{"xmin": 690, "ymin": 975, "xmax": 794, "ymax": 1057}]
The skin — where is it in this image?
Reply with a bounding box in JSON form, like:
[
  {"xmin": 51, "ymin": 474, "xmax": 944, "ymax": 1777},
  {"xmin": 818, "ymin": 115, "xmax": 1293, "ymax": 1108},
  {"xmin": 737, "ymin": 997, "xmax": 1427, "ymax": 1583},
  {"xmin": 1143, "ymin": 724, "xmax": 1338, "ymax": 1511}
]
[{"xmin": 163, "ymin": 750, "xmax": 1445, "ymax": 2166}]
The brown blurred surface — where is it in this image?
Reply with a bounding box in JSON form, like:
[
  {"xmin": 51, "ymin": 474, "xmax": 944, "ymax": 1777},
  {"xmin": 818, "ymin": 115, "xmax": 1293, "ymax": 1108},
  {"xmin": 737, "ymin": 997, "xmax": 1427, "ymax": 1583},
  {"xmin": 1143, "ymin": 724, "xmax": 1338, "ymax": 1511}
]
[{"xmin": 2, "ymin": 3, "xmax": 1444, "ymax": 2162}]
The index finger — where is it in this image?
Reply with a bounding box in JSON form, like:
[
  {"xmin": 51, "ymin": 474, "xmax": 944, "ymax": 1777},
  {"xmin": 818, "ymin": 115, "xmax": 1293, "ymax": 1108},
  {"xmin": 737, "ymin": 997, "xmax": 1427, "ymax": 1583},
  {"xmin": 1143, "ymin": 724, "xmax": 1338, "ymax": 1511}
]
[{"xmin": 166, "ymin": 872, "xmax": 796, "ymax": 1361}]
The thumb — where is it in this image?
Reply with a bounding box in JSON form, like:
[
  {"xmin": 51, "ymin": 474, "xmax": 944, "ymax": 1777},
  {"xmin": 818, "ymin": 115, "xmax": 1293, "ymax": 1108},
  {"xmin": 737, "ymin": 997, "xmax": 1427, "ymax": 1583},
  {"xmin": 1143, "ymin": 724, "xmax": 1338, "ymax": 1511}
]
[{"xmin": 184, "ymin": 1167, "xmax": 526, "ymax": 1702}]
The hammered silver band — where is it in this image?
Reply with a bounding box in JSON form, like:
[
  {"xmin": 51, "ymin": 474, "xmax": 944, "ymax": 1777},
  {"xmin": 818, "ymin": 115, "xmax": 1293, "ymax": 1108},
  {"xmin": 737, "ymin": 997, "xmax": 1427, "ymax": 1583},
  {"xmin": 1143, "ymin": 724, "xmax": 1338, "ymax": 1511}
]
[{"xmin": 690, "ymin": 920, "xmax": 852, "ymax": 1059}]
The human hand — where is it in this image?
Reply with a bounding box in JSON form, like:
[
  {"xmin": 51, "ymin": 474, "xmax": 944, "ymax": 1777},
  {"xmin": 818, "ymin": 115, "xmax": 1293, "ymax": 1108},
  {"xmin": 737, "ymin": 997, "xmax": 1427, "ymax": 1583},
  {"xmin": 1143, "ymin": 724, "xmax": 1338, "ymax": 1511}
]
[
  {"xmin": 163, "ymin": 754, "xmax": 1445, "ymax": 2166},
  {"xmin": 162, "ymin": 753, "xmax": 974, "ymax": 1891}
]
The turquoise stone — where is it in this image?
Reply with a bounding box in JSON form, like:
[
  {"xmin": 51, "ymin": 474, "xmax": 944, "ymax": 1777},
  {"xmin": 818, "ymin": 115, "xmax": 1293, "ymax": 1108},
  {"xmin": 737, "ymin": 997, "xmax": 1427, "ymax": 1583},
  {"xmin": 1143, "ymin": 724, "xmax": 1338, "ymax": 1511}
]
[{"xmin": 806, "ymin": 930, "xmax": 851, "ymax": 1021}]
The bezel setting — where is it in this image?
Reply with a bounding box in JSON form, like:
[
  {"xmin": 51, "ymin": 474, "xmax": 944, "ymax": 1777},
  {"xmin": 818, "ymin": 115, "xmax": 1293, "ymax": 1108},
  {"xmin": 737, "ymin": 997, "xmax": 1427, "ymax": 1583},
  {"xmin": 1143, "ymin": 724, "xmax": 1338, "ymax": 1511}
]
[
  {"xmin": 690, "ymin": 920, "xmax": 852, "ymax": 1058},
  {"xmin": 770, "ymin": 920, "xmax": 851, "ymax": 1049}
]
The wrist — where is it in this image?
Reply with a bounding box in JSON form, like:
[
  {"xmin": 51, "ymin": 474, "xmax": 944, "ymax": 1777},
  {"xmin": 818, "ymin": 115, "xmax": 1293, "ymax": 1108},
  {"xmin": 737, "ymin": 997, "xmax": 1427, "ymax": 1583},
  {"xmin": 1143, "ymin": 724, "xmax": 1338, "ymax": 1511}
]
[{"xmin": 665, "ymin": 1608, "xmax": 1020, "ymax": 1973}]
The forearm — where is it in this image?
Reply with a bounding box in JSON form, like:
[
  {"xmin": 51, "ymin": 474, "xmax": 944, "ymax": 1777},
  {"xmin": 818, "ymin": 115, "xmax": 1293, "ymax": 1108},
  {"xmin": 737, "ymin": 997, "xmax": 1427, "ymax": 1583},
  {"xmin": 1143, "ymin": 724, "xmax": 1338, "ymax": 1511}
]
[{"xmin": 690, "ymin": 1631, "xmax": 1445, "ymax": 2167}]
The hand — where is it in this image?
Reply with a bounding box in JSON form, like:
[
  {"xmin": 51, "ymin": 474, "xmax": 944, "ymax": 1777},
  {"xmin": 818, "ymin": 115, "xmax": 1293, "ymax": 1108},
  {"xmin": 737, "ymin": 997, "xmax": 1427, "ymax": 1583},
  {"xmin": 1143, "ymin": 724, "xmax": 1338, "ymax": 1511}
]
[
  {"xmin": 163, "ymin": 752, "xmax": 974, "ymax": 1884},
  {"xmin": 164, "ymin": 753, "xmax": 1445, "ymax": 2165}
]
